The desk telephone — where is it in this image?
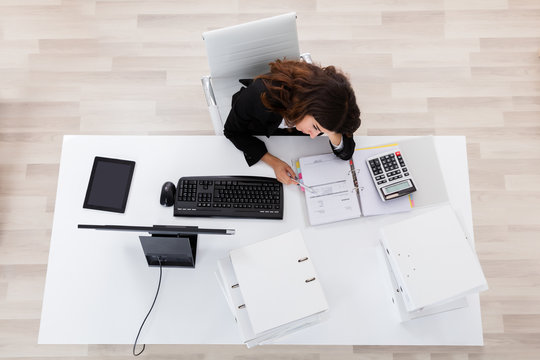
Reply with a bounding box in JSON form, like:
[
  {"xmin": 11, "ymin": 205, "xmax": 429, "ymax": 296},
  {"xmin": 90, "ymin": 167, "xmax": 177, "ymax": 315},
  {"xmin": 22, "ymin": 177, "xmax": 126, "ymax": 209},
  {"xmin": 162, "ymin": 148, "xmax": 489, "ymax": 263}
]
[{"xmin": 366, "ymin": 148, "xmax": 417, "ymax": 201}]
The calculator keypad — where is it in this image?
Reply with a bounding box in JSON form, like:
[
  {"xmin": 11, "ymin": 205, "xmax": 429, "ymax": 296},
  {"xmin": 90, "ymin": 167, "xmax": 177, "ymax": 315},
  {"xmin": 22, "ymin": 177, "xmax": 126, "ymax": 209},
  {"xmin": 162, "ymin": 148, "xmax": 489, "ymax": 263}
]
[{"xmin": 368, "ymin": 151, "xmax": 408, "ymax": 185}]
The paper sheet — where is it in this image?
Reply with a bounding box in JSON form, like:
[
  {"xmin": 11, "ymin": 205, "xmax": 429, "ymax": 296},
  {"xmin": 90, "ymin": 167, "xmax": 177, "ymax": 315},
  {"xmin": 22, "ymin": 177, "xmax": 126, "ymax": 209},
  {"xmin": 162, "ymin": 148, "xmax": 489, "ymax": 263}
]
[{"xmin": 298, "ymin": 153, "xmax": 361, "ymax": 225}]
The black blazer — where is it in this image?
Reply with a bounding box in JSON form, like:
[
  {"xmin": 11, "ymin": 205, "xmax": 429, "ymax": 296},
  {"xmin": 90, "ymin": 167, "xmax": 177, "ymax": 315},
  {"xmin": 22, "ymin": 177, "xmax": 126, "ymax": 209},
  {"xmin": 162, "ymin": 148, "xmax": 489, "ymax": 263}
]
[{"xmin": 224, "ymin": 78, "xmax": 355, "ymax": 166}]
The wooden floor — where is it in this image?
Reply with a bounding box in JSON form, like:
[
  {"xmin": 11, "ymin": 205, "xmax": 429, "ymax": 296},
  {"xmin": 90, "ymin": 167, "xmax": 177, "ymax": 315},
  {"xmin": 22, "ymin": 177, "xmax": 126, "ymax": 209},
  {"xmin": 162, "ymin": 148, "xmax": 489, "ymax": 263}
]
[{"xmin": 1, "ymin": 1, "xmax": 539, "ymax": 359}]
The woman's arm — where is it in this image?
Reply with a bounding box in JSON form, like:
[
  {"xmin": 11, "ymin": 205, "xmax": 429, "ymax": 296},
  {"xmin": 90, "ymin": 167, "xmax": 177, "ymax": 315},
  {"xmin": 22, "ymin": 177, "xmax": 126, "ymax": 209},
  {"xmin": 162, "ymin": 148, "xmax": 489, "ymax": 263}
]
[
  {"xmin": 223, "ymin": 79, "xmax": 282, "ymax": 166},
  {"xmin": 223, "ymin": 122, "xmax": 268, "ymax": 166},
  {"xmin": 261, "ymin": 153, "xmax": 297, "ymax": 185},
  {"xmin": 328, "ymin": 132, "xmax": 342, "ymax": 147},
  {"xmin": 330, "ymin": 134, "xmax": 355, "ymax": 160}
]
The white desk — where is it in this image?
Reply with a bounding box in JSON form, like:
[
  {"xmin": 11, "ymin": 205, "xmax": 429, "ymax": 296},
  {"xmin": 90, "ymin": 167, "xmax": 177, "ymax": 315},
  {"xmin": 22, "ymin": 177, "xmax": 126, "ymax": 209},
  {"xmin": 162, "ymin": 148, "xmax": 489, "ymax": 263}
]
[{"xmin": 39, "ymin": 135, "xmax": 483, "ymax": 345}]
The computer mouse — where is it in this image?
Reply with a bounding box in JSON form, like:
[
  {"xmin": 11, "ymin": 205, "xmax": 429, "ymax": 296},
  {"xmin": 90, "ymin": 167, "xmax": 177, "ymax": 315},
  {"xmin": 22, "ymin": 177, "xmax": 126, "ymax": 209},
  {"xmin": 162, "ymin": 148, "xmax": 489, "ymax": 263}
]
[{"xmin": 160, "ymin": 181, "xmax": 176, "ymax": 207}]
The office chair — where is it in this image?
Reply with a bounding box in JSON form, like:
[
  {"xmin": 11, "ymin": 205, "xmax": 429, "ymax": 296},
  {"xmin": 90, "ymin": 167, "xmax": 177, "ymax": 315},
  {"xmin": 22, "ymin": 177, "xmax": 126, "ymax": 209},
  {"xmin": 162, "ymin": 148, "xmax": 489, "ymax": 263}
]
[{"xmin": 201, "ymin": 12, "xmax": 313, "ymax": 135}]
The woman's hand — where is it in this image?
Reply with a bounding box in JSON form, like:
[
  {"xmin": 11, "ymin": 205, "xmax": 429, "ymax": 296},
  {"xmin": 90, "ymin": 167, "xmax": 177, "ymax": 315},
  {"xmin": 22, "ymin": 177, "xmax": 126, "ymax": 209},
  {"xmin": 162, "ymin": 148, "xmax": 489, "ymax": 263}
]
[
  {"xmin": 261, "ymin": 153, "xmax": 297, "ymax": 185},
  {"xmin": 327, "ymin": 132, "xmax": 343, "ymax": 147}
]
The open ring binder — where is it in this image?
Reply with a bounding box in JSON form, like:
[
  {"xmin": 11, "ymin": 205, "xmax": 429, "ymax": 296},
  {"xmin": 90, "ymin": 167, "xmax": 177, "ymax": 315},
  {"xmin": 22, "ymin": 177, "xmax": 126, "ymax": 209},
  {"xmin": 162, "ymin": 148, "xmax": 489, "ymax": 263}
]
[{"xmin": 296, "ymin": 140, "xmax": 433, "ymax": 225}]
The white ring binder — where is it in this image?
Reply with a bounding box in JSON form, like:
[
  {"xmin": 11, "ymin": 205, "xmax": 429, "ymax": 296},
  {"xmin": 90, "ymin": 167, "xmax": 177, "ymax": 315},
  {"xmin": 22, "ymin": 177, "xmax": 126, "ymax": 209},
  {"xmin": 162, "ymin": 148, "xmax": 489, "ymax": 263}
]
[{"xmin": 217, "ymin": 229, "xmax": 328, "ymax": 346}]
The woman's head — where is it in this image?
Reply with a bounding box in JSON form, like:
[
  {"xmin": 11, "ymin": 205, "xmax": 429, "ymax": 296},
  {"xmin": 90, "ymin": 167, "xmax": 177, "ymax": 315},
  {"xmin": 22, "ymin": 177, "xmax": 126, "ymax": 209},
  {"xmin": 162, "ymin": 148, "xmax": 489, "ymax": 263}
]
[{"xmin": 257, "ymin": 59, "xmax": 361, "ymax": 137}]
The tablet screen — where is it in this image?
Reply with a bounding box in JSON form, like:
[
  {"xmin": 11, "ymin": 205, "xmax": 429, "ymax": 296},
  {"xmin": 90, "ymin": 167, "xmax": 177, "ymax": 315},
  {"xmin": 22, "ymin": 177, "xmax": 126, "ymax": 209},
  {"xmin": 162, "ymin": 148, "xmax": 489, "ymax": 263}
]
[{"xmin": 83, "ymin": 157, "xmax": 135, "ymax": 213}]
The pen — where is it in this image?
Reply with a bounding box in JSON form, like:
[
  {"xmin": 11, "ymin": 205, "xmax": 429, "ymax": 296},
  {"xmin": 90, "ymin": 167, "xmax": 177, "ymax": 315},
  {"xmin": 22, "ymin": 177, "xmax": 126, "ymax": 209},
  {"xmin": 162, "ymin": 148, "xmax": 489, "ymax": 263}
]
[{"xmin": 289, "ymin": 177, "xmax": 316, "ymax": 193}]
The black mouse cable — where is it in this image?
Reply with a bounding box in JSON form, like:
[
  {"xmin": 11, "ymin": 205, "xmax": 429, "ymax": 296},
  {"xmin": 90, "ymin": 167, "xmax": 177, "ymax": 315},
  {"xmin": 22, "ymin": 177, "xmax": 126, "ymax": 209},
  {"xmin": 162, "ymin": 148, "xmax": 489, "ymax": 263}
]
[{"xmin": 133, "ymin": 258, "xmax": 163, "ymax": 356}]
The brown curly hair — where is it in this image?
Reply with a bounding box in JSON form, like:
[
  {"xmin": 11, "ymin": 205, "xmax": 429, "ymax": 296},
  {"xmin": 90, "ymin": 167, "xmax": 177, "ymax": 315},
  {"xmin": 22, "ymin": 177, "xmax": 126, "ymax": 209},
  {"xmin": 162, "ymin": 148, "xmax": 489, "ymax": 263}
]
[{"xmin": 257, "ymin": 59, "xmax": 361, "ymax": 136}]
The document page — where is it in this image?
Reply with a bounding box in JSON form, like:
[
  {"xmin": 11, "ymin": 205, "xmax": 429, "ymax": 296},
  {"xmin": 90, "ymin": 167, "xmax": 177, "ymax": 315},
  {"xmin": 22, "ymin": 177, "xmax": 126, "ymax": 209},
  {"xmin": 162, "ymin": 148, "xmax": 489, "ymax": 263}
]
[{"xmin": 298, "ymin": 153, "xmax": 361, "ymax": 225}]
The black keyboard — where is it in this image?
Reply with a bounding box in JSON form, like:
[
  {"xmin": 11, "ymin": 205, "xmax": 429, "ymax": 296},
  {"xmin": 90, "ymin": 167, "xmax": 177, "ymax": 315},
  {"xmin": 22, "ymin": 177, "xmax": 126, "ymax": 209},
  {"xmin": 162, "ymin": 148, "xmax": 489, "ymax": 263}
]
[{"xmin": 174, "ymin": 176, "xmax": 283, "ymax": 219}]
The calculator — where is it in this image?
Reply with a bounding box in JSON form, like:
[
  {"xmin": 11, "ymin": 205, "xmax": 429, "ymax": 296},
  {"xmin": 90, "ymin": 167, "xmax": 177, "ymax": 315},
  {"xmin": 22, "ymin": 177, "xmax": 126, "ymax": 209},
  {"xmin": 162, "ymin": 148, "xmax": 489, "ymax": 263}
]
[{"xmin": 366, "ymin": 149, "xmax": 417, "ymax": 201}]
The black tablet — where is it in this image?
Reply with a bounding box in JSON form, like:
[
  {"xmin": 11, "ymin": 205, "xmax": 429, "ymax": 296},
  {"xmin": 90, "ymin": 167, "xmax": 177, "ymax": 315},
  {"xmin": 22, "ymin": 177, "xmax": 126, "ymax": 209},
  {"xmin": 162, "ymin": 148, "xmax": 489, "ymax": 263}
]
[{"xmin": 83, "ymin": 157, "xmax": 135, "ymax": 213}]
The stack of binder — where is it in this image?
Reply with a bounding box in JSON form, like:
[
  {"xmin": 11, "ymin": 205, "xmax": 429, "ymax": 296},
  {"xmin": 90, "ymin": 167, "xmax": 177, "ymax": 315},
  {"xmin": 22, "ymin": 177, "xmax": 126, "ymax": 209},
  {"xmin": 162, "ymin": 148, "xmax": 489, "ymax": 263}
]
[
  {"xmin": 216, "ymin": 229, "xmax": 328, "ymax": 347},
  {"xmin": 379, "ymin": 204, "xmax": 488, "ymax": 321}
]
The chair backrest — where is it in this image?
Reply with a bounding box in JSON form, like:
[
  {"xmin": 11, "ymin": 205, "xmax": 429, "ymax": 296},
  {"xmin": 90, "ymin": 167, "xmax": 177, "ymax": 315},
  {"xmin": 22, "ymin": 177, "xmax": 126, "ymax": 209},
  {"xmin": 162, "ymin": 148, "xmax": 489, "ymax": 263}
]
[{"xmin": 202, "ymin": 12, "xmax": 301, "ymax": 133}]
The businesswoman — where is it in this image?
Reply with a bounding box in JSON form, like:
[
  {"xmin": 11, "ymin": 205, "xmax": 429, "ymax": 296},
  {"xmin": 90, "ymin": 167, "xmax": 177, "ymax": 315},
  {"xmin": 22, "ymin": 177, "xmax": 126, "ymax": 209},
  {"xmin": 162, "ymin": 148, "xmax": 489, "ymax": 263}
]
[{"xmin": 224, "ymin": 59, "xmax": 361, "ymax": 185}]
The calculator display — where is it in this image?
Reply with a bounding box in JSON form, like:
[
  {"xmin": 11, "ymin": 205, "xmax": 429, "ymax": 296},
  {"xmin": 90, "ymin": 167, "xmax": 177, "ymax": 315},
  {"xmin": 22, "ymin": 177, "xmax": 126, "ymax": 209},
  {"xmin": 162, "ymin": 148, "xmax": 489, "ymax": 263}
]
[{"xmin": 382, "ymin": 180, "xmax": 412, "ymax": 195}]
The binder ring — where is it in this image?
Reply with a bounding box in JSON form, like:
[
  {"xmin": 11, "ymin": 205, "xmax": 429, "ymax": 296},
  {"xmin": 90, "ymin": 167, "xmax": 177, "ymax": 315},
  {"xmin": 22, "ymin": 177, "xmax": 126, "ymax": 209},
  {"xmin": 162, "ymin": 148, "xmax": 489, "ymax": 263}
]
[
  {"xmin": 231, "ymin": 283, "xmax": 239, "ymax": 288},
  {"xmin": 298, "ymin": 257, "xmax": 308, "ymax": 262},
  {"xmin": 305, "ymin": 277, "xmax": 316, "ymax": 283},
  {"xmin": 238, "ymin": 304, "xmax": 245, "ymax": 309},
  {"xmin": 346, "ymin": 168, "xmax": 362, "ymax": 176}
]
